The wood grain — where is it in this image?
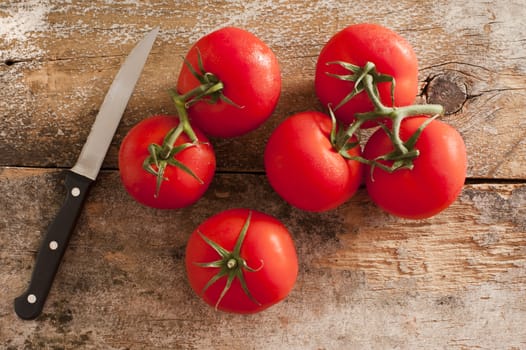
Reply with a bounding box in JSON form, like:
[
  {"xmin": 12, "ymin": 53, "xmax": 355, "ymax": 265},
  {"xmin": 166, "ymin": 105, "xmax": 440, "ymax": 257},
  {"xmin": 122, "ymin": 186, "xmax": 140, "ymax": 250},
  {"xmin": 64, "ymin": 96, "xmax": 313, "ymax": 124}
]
[
  {"xmin": 1, "ymin": 0, "xmax": 525, "ymax": 349},
  {"xmin": 1, "ymin": 0, "xmax": 525, "ymax": 177},
  {"xmin": 1, "ymin": 168, "xmax": 525, "ymax": 349}
]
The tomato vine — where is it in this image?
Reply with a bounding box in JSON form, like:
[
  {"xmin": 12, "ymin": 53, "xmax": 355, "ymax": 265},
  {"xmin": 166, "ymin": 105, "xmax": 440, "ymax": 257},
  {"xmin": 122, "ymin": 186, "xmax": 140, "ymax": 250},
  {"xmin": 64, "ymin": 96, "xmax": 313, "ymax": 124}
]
[
  {"xmin": 142, "ymin": 50, "xmax": 241, "ymax": 197},
  {"xmin": 327, "ymin": 60, "xmax": 444, "ymax": 174}
]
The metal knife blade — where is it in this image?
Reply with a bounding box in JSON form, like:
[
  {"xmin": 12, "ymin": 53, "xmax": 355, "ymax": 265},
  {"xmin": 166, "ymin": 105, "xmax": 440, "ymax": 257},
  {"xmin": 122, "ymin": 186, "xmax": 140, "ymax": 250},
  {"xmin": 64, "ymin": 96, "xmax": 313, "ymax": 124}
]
[
  {"xmin": 14, "ymin": 27, "xmax": 159, "ymax": 320},
  {"xmin": 71, "ymin": 27, "xmax": 159, "ymax": 180}
]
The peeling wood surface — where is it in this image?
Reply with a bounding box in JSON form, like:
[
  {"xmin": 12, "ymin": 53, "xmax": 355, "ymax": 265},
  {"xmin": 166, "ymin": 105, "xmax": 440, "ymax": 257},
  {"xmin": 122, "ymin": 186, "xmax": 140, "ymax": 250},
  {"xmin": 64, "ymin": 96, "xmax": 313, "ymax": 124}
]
[
  {"xmin": 1, "ymin": 1, "xmax": 525, "ymax": 349},
  {"xmin": 2, "ymin": 0, "xmax": 525, "ymax": 177},
  {"xmin": 2, "ymin": 169, "xmax": 525, "ymax": 349}
]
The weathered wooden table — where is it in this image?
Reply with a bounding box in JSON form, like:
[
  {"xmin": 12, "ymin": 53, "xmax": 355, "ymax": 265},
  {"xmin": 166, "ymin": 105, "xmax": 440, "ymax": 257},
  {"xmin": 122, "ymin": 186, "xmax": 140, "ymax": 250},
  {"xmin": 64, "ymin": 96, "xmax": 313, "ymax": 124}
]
[{"xmin": 1, "ymin": 1, "xmax": 525, "ymax": 349}]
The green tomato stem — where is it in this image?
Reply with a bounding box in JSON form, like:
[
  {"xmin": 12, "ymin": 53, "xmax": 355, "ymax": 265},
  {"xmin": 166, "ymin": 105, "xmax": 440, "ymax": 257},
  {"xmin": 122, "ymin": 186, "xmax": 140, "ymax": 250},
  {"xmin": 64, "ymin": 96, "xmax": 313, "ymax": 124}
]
[
  {"xmin": 362, "ymin": 74, "xmax": 391, "ymax": 115},
  {"xmin": 227, "ymin": 258, "xmax": 237, "ymax": 269},
  {"xmin": 168, "ymin": 88, "xmax": 199, "ymax": 143}
]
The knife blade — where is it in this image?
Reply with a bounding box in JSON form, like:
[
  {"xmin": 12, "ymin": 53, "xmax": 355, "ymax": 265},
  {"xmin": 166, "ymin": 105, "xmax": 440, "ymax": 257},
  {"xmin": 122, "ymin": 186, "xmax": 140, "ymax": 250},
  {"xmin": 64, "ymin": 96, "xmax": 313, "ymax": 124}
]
[{"xmin": 14, "ymin": 27, "xmax": 159, "ymax": 320}]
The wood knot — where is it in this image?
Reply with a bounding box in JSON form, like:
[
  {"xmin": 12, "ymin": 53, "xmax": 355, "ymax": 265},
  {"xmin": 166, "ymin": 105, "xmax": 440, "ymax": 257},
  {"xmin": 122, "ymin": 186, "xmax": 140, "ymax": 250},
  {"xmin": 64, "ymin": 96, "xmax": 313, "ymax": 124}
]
[{"xmin": 422, "ymin": 72, "xmax": 468, "ymax": 115}]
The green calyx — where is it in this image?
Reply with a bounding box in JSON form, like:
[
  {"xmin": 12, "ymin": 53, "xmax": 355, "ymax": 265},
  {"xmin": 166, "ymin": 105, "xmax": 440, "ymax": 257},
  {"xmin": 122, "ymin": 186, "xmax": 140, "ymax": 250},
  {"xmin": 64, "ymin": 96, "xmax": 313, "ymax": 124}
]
[
  {"xmin": 194, "ymin": 211, "xmax": 263, "ymax": 310},
  {"xmin": 326, "ymin": 60, "xmax": 444, "ymax": 174},
  {"xmin": 142, "ymin": 118, "xmax": 204, "ymax": 198},
  {"xmin": 327, "ymin": 61, "xmax": 397, "ymax": 111},
  {"xmin": 182, "ymin": 48, "xmax": 244, "ymax": 109}
]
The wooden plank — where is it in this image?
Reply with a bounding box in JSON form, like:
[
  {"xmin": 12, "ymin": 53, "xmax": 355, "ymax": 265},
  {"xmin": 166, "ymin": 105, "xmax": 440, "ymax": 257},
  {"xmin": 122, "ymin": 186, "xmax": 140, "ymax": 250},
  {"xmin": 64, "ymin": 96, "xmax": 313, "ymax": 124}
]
[
  {"xmin": 1, "ymin": 0, "xmax": 525, "ymax": 178},
  {"xmin": 1, "ymin": 167, "xmax": 525, "ymax": 349},
  {"xmin": 1, "ymin": 0, "xmax": 525, "ymax": 349}
]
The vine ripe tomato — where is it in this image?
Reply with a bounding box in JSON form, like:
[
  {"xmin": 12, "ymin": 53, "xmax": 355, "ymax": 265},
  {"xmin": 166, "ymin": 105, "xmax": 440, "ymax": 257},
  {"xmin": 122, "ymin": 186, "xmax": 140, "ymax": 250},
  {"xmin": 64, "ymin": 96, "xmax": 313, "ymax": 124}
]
[
  {"xmin": 185, "ymin": 208, "xmax": 298, "ymax": 313},
  {"xmin": 264, "ymin": 111, "xmax": 364, "ymax": 212},
  {"xmin": 315, "ymin": 23, "xmax": 419, "ymax": 127},
  {"xmin": 118, "ymin": 115, "xmax": 215, "ymax": 209},
  {"xmin": 177, "ymin": 27, "xmax": 281, "ymax": 138},
  {"xmin": 363, "ymin": 116, "xmax": 467, "ymax": 219}
]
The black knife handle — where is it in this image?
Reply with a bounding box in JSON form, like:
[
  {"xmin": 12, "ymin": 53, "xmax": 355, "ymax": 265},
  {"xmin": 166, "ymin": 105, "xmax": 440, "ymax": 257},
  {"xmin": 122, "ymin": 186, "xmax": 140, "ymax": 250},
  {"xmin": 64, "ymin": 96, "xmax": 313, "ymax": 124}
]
[{"xmin": 14, "ymin": 171, "xmax": 93, "ymax": 320}]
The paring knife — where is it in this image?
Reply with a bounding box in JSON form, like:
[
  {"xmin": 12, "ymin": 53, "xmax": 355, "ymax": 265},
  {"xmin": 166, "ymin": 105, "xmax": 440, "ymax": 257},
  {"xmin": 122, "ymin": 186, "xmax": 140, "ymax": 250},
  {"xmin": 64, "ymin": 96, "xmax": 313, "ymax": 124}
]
[{"xmin": 14, "ymin": 27, "xmax": 159, "ymax": 320}]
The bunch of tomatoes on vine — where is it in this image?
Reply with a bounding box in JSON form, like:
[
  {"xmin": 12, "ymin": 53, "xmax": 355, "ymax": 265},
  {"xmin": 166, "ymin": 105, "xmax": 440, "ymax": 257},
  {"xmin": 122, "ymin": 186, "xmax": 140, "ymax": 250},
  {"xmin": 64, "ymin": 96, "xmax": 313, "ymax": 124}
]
[{"xmin": 118, "ymin": 24, "xmax": 467, "ymax": 314}]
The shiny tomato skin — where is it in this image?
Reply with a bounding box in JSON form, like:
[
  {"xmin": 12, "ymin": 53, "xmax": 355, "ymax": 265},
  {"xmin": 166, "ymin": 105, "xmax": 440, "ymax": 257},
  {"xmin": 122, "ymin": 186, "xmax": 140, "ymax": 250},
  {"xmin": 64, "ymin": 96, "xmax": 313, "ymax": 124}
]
[
  {"xmin": 264, "ymin": 111, "xmax": 364, "ymax": 212},
  {"xmin": 177, "ymin": 27, "xmax": 281, "ymax": 138},
  {"xmin": 119, "ymin": 115, "xmax": 215, "ymax": 209},
  {"xmin": 363, "ymin": 117, "xmax": 467, "ymax": 219},
  {"xmin": 185, "ymin": 208, "xmax": 298, "ymax": 314},
  {"xmin": 315, "ymin": 23, "xmax": 418, "ymax": 127}
]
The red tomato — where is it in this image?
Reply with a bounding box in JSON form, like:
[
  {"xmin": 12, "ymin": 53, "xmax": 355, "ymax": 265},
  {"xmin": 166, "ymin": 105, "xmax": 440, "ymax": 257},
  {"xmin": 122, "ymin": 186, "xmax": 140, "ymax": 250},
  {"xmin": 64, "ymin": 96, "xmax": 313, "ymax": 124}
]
[
  {"xmin": 363, "ymin": 116, "xmax": 467, "ymax": 219},
  {"xmin": 119, "ymin": 115, "xmax": 215, "ymax": 209},
  {"xmin": 315, "ymin": 23, "xmax": 418, "ymax": 126},
  {"xmin": 185, "ymin": 208, "xmax": 298, "ymax": 314},
  {"xmin": 177, "ymin": 27, "xmax": 281, "ymax": 138},
  {"xmin": 264, "ymin": 111, "xmax": 364, "ymax": 212}
]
